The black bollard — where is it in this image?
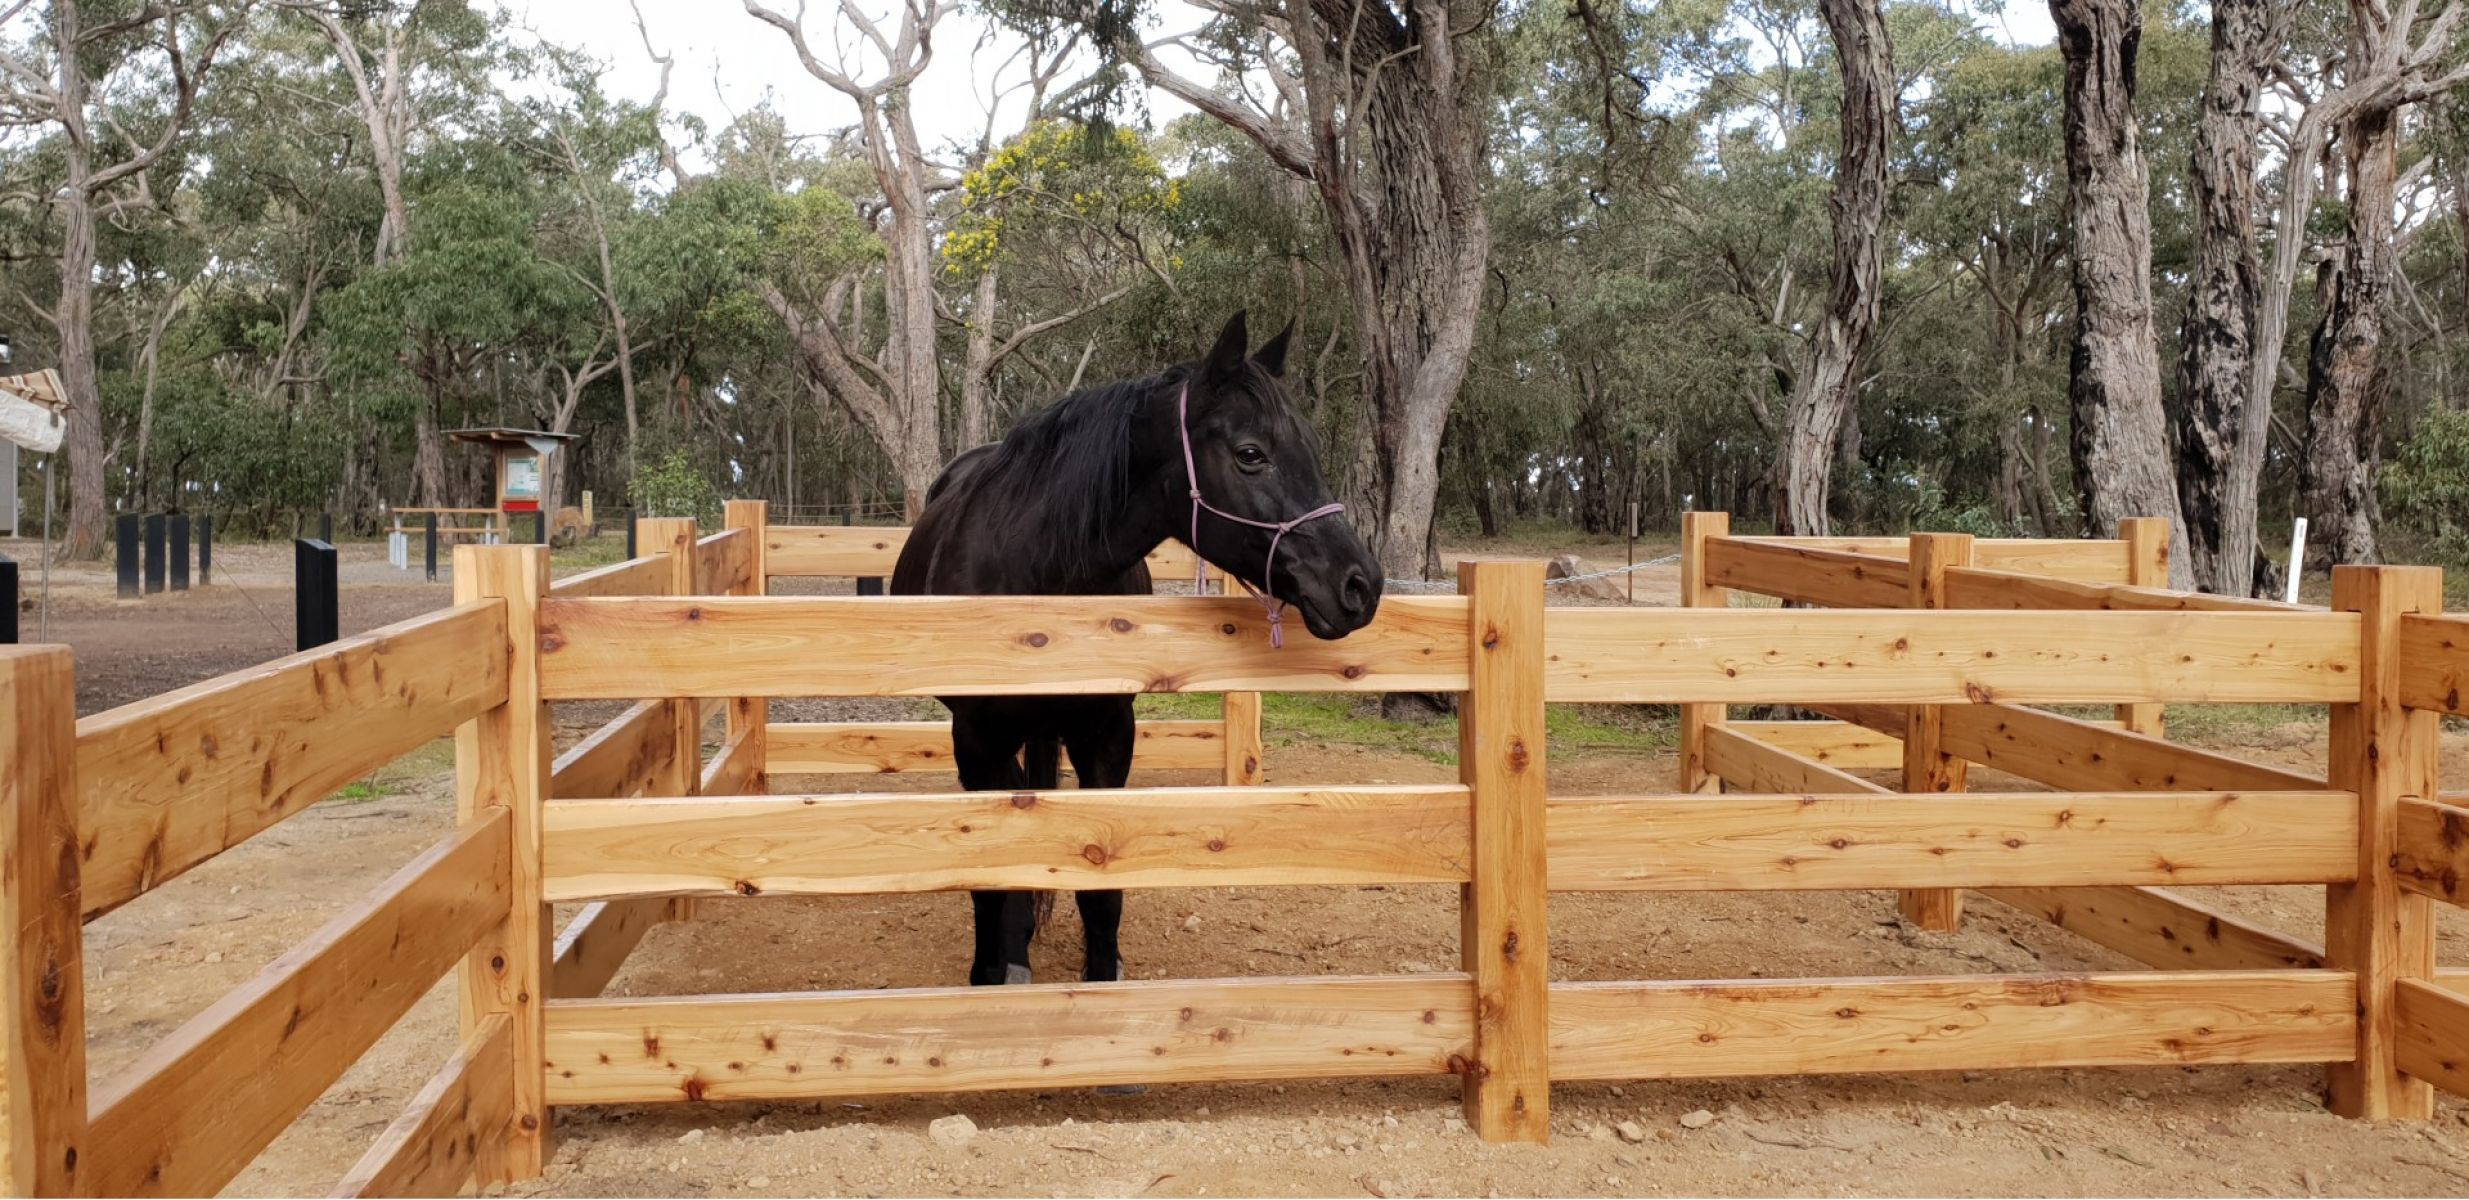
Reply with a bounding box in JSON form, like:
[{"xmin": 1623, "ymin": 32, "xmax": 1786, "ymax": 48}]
[
  {"xmin": 320, "ymin": 511, "xmax": 333, "ymax": 543},
  {"xmin": 534, "ymin": 509, "xmax": 548, "ymax": 545},
  {"xmin": 424, "ymin": 511, "xmax": 438, "ymax": 583},
  {"xmin": 857, "ymin": 576, "xmax": 885, "ymax": 597},
  {"xmin": 143, "ymin": 515, "xmax": 167, "ymax": 595},
  {"xmin": 296, "ymin": 539, "xmax": 340, "ymax": 651},
  {"xmin": 197, "ymin": 514, "xmax": 213, "ymax": 585},
  {"xmin": 116, "ymin": 514, "xmax": 139, "ymax": 599},
  {"xmin": 169, "ymin": 514, "xmax": 190, "ymax": 591},
  {"xmin": 0, "ymin": 555, "xmax": 15, "ymax": 645}
]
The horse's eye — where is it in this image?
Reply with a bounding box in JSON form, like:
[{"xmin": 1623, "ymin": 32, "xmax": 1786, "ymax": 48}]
[{"xmin": 1235, "ymin": 445, "xmax": 1269, "ymax": 467}]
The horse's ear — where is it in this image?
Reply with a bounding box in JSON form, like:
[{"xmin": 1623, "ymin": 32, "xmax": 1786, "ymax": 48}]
[
  {"xmin": 1204, "ymin": 310, "xmax": 1249, "ymax": 378},
  {"xmin": 1254, "ymin": 319, "xmax": 1294, "ymax": 377}
]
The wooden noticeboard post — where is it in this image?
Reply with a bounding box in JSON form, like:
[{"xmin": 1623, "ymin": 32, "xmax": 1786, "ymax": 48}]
[{"xmin": 447, "ymin": 428, "xmax": 580, "ymax": 534}]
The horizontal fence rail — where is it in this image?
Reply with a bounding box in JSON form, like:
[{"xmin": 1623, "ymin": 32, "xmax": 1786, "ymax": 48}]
[
  {"xmin": 1544, "ymin": 790, "xmax": 2358, "ymax": 891},
  {"xmin": 535, "ymin": 595, "xmax": 1474, "ymax": 698},
  {"xmin": 75, "ymin": 601, "xmax": 511, "ymax": 920},
  {"xmin": 1729, "ymin": 535, "xmax": 2133, "ymax": 582},
  {"xmin": 1547, "ymin": 971, "xmax": 2357, "ymax": 1080},
  {"xmin": 1542, "ymin": 608, "xmax": 2362, "ymax": 704},
  {"xmin": 543, "ymin": 975, "xmax": 1474, "ymax": 1104},
  {"xmin": 543, "ymin": 785, "xmax": 1473, "ymax": 901}
]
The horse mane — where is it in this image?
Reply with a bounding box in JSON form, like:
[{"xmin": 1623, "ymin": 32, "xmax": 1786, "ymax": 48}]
[{"xmin": 966, "ymin": 366, "xmax": 1186, "ymax": 580}]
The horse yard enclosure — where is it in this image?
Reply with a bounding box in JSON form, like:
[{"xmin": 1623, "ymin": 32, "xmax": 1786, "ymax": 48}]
[{"xmin": 7, "ymin": 506, "xmax": 2469, "ymax": 1196}]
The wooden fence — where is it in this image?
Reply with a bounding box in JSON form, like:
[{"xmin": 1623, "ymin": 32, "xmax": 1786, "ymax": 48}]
[
  {"xmin": 755, "ymin": 521, "xmax": 1266, "ymax": 787},
  {"xmin": 9, "ymin": 510, "xmax": 2469, "ymax": 1195}
]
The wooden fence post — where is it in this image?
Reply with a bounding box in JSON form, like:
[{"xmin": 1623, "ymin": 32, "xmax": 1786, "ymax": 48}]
[
  {"xmin": 636, "ymin": 519, "xmax": 704, "ymax": 804},
  {"xmin": 1221, "ymin": 690, "xmax": 1264, "ymax": 786},
  {"xmin": 2118, "ymin": 517, "xmax": 2169, "ymax": 736},
  {"xmin": 1679, "ymin": 512, "xmax": 1731, "ymax": 792},
  {"xmin": 0, "ymin": 648, "xmax": 88, "ymax": 1195},
  {"xmin": 1899, "ymin": 532, "xmax": 1974, "ymax": 932},
  {"xmin": 2326, "ymin": 564, "xmax": 2442, "ymax": 1119},
  {"xmin": 451, "ymin": 546, "xmax": 555, "ymax": 1182},
  {"xmin": 1458, "ymin": 559, "xmax": 1549, "ymax": 1143},
  {"xmin": 722, "ymin": 501, "xmax": 770, "ymax": 795}
]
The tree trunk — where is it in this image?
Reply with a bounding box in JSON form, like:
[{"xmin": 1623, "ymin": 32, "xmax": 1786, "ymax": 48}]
[
  {"xmin": 2173, "ymin": 0, "xmax": 2275, "ymax": 595},
  {"xmin": 960, "ymin": 266, "xmax": 999, "ymax": 451},
  {"xmin": 2051, "ymin": 0, "xmax": 2190, "ymax": 580},
  {"xmin": 2301, "ymin": 103, "xmax": 2397, "ymax": 565},
  {"xmin": 56, "ymin": 178, "xmax": 106, "ymax": 559},
  {"xmin": 1778, "ymin": 0, "xmax": 1893, "ymax": 537}
]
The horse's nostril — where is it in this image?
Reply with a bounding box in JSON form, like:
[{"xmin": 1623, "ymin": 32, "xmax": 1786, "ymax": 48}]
[{"xmin": 1341, "ymin": 569, "xmax": 1371, "ymax": 615}]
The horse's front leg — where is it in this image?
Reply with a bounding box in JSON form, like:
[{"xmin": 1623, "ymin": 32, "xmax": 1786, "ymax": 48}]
[
  {"xmin": 952, "ymin": 709, "xmax": 1036, "ymax": 985},
  {"xmin": 1063, "ymin": 698, "xmax": 1139, "ymax": 983}
]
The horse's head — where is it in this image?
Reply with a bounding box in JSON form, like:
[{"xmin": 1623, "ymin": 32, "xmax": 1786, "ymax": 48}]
[{"xmin": 1179, "ymin": 311, "xmax": 1382, "ymax": 640}]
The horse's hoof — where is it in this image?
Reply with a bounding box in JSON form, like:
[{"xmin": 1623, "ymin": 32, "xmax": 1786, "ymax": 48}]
[
  {"xmin": 1083, "ymin": 959, "xmax": 1128, "ymax": 984},
  {"xmin": 1096, "ymin": 1084, "xmax": 1148, "ymax": 1096},
  {"xmin": 1005, "ymin": 963, "xmax": 1033, "ymax": 985}
]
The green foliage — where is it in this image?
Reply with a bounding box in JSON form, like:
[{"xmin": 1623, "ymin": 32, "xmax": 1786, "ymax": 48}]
[
  {"xmin": 2383, "ymin": 407, "xmax": 2469, "ymax": 556},
  {"xmin": 633, "ymin": 448, "xmax": 722, "ymax": 527}
]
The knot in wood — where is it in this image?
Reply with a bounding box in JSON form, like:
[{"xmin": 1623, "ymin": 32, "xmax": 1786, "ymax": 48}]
[
  {"xmin": 1110, "ymin": 617, "xmax": 1134, "ymax": 633},
  {"xmin": 1022, "ymin": 631, "xmax": 1050, "ymax": 648},
  {"xmin": 1010, "ymin": 793, "xmax": 1037, "ymax": 809},
  {"xmin": 1082, "ymin": 843, "xmax": 1109, "ymax": 865},
  {"xmin": 1506, "ymin": 738, "xmax": 1530, "ymax": 772},
  {"xmin": 735, "ymin": 879, "xmax": 763, "ymax": 895}
]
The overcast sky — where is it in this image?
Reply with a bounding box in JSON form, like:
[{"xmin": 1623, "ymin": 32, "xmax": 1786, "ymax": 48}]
[{"xmin": 501, "ymin": 0, "xmax": 2062, "ymax": 164}]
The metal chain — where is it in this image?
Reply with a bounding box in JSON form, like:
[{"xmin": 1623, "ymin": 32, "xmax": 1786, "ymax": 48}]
[{"xmin": 1381, "ymin": 551, "xmax": 1682, "ymax": 593}]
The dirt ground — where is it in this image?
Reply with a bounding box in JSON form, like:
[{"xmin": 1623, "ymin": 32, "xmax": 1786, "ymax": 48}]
[{"xmin": 49, "ymin": 538, "xmax": 2469, "ymax": 1197}]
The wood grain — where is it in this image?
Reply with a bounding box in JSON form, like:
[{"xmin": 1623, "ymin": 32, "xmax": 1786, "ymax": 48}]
[
  {"xmin": 1221, "ymin": 691, "xmax": 1265, "ymax": 786},
  {"xmin": 550, "ymin": 899, "xmax": 678, "ymax": 1000},
  {"xmin": 537, "ymin": 594, "xmax": 1473, "ymax": 698},
  {"xmin": 1543, "ymin": 608, "xmax": 2361, "ymax": 705},
  {"xmin": 723, "ymin": 501, "xmax": 772, "ymax": 799},
  {"xmin": 761, "ymin": 524, "xmax": 907, "ymax": 577},
  {"xmin": 1701, "ymin": 725, "xmax": 1887, "ymax": 796},
  {"xmin": 451, "ymin": 545, "xmax": 557, "ymax": 1180},
  {"xmin": 76, "ymin": 601, "xmax": 510, "ymax": 919},
  {"xmin": 2394, "ymin": 978, "xmax": 2469, "ymax": 1100},
  {"xmin": 544, "ymin": 975, "xmax": 1471, "ymax": 1104},
  {"xmin": 0, "ymin": 649, "xmax": 87, "ymax": 1196},
  {"xmin": 1703, "ymin": 537, "xmax": 1911, "ymax": 608},
  {"xmin": 1728, "ymin": 721, "xmax": 1903, "ymax": 769},
  {"xmin": 550, "ymin": 554, "xmax": 672, "ymax": 599},
  {"xmin": 2393, "ymin": 796, "xmax": 2469, "ymax": 905},
  {"xmin": 543, "ymin": 785, "xmax": 1470, "ymax": 901},
  {"xmin": 1978, "ymin": 887, "xmax": 2325, "ymax": 970},
  {"xmin": 2397, "ymin": 612, "xmax": 2469, "ymax": 716},
  {"xmin": 1678, "ymin": 512, "xmax": 1730, "ymax": 794},
  {"xmin": 1943, "ymin": 565, "xmax": 2306, "ymax": 614},
  {"xmin": 1937, "ymin": 703, "xmax": 2326, "ymax": 793},
  {"xmin": 1458, "ymin": 560, "xmax": 1550, "ymax": 1143},
  {"xmin": 1899, "ymin": 532, "xmax": 1973, "ymax": 930},
  {"xmin": 765, "ymin": 720, "xmax": 1228, "ymax": 775},
  {"xmin": 699, "ymin": 734, "xmax": 762, "ymax": 798},
  {"xmin": 1549, "ymin": 971, "xmax": 2355, "ymax": 1080},
  {"xmin": 550, "ymin": 701, "xmax": 678, "ymax": 801},
  {"xmin": 1545, "ymin": 791, "xmax": 2354, "ymax": 891},
  {"xmin": 84, "ymin": 811, "xmax": 512, "ymax": 1198},
  {"xmin": 331, "ymin": 1015, "xmax": 513, "ymax": 1198},
  {"xmin": 1730, "ymin": 535, "xmax": 2132, "ymax": 582},
  {"xmin": 694, "ymin": 528, "xmax": 753, "ymax": 595},
  {"xmin": 2324, "ymin": 566, "xmax": 2442, "ymax": 1119}
]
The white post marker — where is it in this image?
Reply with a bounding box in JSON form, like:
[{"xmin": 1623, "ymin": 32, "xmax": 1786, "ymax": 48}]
[{"xmin": 2285, "ymin": 517, "xmax": 2308, "ymax": 605}]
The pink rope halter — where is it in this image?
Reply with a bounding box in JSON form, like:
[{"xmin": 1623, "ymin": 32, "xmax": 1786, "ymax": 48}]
[{"xmin": 1178, "ymin": 382, "xmax": 1346, "ymax": 648}]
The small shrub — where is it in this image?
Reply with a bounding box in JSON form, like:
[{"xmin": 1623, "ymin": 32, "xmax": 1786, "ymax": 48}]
[
  {"xmin": 2384, "ymin": 407, "xmax": 2469, "ymax": 558},
  {"xmin": 634, "ymin": 449, "xmax": 723, "ymax": 529}
]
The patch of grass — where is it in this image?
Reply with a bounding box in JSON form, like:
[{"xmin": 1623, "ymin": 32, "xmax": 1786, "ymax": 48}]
[
  {"xmin": 333, "ymin": 780, "xmax": 384, "ymax": 802},
  {"xmin": 2150, "ymin": 703, "xmax": 2322, "ymax": 744},
  {"xmin": 1137, "ymin": 692, "xmax": 1674, "ymax": 762},
  {"xmin": 552, "ymin": 532, "xmax": 634, "ymax": 571}
]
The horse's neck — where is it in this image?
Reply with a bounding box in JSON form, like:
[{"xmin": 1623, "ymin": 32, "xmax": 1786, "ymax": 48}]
[{"xmin": 1029, "ymin": 401, "xmax": 1180, "ymax": 593}]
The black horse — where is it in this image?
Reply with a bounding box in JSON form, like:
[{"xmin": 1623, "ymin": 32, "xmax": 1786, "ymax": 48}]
[{"xmin": 890, "ymin": 311, "xmax": 1383, "ymax": 986}]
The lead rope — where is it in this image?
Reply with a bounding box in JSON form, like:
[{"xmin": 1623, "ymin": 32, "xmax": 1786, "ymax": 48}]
[{"xmin": 1179, "ymin": 382, "xmax": 1346, "ymax": 648}]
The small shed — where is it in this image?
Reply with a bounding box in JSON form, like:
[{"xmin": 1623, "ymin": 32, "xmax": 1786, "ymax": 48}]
[{"xmin": 446, "ymin": 427, "xmax": 579, "ymax": 514}]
